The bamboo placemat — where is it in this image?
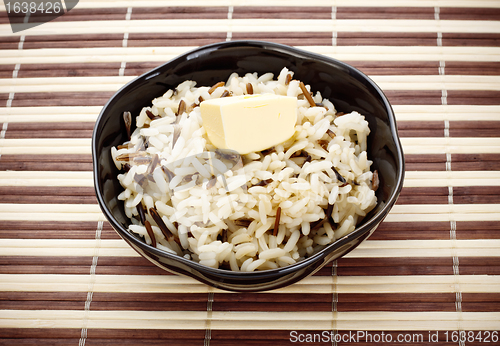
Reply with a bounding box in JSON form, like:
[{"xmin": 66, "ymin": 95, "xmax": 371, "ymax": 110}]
[{"xmin": 1, "ymin": 0, "xmax": 499, "ymax": 345}]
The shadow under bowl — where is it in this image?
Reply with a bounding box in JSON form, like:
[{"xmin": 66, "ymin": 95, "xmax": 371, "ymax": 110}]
[{"xmin": 92, "ymin": 40, "xmax": 405, "ymax": 292}]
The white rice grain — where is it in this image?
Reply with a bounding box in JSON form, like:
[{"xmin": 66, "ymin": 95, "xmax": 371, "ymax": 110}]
[{"xmin": 259, "ymin": 248, "xmax": 286, "ymax": 260}]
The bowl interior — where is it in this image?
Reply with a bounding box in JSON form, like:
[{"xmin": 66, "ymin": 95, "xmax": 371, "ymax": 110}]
[{"xmin": 93, "ymin": 41, "xmax": 404, "ymax": 289}]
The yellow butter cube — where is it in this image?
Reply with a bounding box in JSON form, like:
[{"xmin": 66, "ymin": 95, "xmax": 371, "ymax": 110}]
[{"xmin": 200, "ymin": 94, "xmax": 297, "ymax": 154}]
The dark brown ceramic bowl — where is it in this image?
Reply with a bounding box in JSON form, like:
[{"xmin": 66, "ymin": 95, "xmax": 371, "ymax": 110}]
[{"xmin": 92, "ymin": 40, "xmax": 404, "ymax": 292}]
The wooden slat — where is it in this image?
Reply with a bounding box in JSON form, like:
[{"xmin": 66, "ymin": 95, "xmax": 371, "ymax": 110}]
[
  {"xmin": 7, "ymin": 91, "xmax": 115, "ymax": 107},
  {"xmin": 3, "ymin": 17, "xmax": 497, "ymax": 35},
  {"xmin": 337, "ymin": 32, "xmax": 439, "ymax": 46},
  {"xmin": 0, "ymin": 186, "xmax": 96, "ymax": 203},
  {"xmin": 2, "ymin": 16, "xmax": 500, "ymax": 36},
  {"xmin": 336, "ymin": 7, "xmax": 435, "ymax": 20},
  {"xmin": 2, "ymin": 291, "xmax": 498, "ymax": 313},
  {"xmin": 0, "ymin": 220, "xmax": 116, "ymax": 239},
  {"xmin": 443, "ymin": 33, "xmax": 500, "ymax": 47},
  {"xmin": 440, "ymin": 6, "xmax": 500, "ymax": 20},
  {"xmin": 0, "ymin": 309, "xmax": 498, "ymax": 330},
  {"xmin": 393, "ymin": 105, "xmax": 500, "ymax": 121},
  {"xmin": 3, "ymin": 74, "xmax": 499, "ymax": 94},
  {"xmin": 14, "ymin": 62, "xmax": 123, "ymax": 78},
  {"xmin": 0, "ymin": 155, "xmax": 93, "ymax": 171},
  {"xmin": 373, "ymin": 221, "xmax": 500, "ymax": 240},
  {"xmin": 2, "ymin": 238, "xmax": 500, "ymax": 258},
  {"xmin": 2, "ymin": 46, "xmax": 500, "ymax": 66},
  {"xmin": 447, "ymin": 90, "xmax": 500, "ymax": 105},
  {"xmin": 2, "ymin": 0, "xmax": 498, "ymax": 10},
  {"xmin": 2, "ymin": 254, "xmax": 499, "ymax": 276},
  {"xmin": 400, "ymin": 137, "xmax": 500, "ymax": 154},
  {"xmin": 0, "ymin": 273, "xmax": 499, "ymax": 294},
  {"xmin": 4, "ymin": 122, "xmax": 95, "ymax": 138}
]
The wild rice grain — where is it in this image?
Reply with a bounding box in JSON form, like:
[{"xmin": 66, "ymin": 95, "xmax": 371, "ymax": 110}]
[
  {"xmin": 299, "ymin": 81, "xmax": 316, "ymax": 107},
  {"xmin": 273, "ymin": 207, "xmax": 281, "ymax": 236},
  {"xmin": 208, "ymin": 81, "xmax": 225, "ymax": 94},
  {"xmin": 149, "ymin": 207, "xmax": 174, "ymax": 240},
  {"xmin": 123, "ymin": 111, "xmax": 132, "ymax": 139},
  {"xmin": 144, "ymin": 220, "xmax": 157, "ymax": 247},
  {"xmin": 246, "ymin": 83, "xmax": 254, "ymax": 94},
  {"xmin": 137, "ymin": 203, "xmax": 147, "ymax": 224},
  {"xmin": 146, "ymin": 109, "xmax": 159, "ymax": 120},
  {"xmin": 177, "ymin": 100, "xmax": 186, "ymax": 116}
]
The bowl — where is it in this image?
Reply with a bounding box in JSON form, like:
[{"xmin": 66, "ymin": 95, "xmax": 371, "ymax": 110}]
[{"xmin": 92, "ymin": 40, "xmax": 404, "ymax": 292}]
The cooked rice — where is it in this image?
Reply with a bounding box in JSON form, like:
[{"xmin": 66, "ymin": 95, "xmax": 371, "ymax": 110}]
[{"xmin": 111, "ymin": 67, "xmax": 377, "ymax": 271}]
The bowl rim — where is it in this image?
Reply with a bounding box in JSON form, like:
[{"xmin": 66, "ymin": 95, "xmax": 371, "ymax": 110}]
[{"xmin": 92, "ymin": 39, "xmax": 405, "ymax": 279}]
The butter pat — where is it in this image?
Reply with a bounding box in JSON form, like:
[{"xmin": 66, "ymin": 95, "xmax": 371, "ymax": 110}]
[{"xmin": 200, "ymin": 94, "xmax": 297, "ymax": 154}]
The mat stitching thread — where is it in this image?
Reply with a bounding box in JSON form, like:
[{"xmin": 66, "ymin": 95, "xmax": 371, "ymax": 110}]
[
  {"xmin": 226, "ymin": 5, "xmax": 233, "ymax": 41},
  {"xmin": 436, "ymin": 6, "xmax": 463, "ymax": 345},
  {"xmin": 2, "ymin": 35, "xmax": 23, "ymax": 151},
  {"xmin": 79, "ymin": 221, "xmax": 103, "ymax": 346},
  {"xmin": 11, "ymin": 10, "xmax": 29, "ymax": 93},
  {"xmin": 0, "ymin": 123, "xmax": 7, "ymax": 140},
  {"xmin": 0, "ymin": 123, "xmax": 8, "ymax": 161},
  {"xmin": 1, "ymin": 116, "xmax": 9, "ymax": 162},
  {"xmin": 332, "ymin": 6, "xmax": 337, "ymax": 46},
  {"xmin": 204, "ymin": 289, "xmax": 215, "ymax": 346},
  {"xmin": 331, "ymin": 260, "xmax": 338, "ymax": 346},
  {"xmin": 119, "ymin": 7, "xmax": 133, "ymax": 77},
  {"xmin": 6, "ymin": 42, "xmax": 23, "ymax": 108},
  {"xmin": 23, "ymin": 10, "xmax": 30, "ymax": 24},
  {"xmin": 17, "ymin": 35, "xmax": 25, "ymax": 50}
]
